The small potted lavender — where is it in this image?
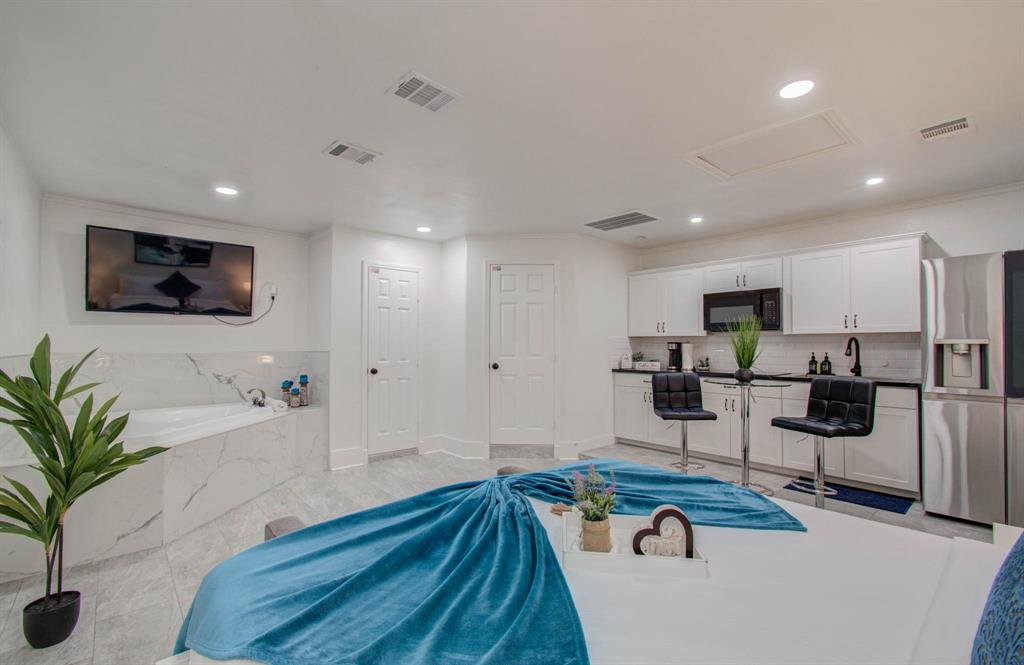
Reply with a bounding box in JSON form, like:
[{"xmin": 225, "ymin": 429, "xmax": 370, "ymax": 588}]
[{"xmin": 569, "ymin": 465, "xmax": 617, "ymax": 553}]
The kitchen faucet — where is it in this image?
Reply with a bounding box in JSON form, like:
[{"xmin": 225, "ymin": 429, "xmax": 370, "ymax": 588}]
[
  {"xmin": 844, "ymin": 337, "xmax": 862, "ymax": 376},
  {"xmin": 246, "ymin": 388, "xmax": 267, "ymax": 407}
]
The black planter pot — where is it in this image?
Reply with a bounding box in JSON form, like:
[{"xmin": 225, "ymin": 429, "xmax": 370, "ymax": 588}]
[
  {"xmin": 733, "ymin": 368, "xmax": 755, "ymax": 383},
  {"xmin": 23, "ymin": 591, "xmax": 80, "ymax": 649}
]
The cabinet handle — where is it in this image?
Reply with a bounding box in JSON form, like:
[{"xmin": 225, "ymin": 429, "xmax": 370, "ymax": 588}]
[
  {"xmin": 742, "ymin": 274, "xmax": 747, "ymax": 287},
  {"xmin": 731, "ymin": 399, "xmax": 736, "ymax": 412},
  {"xmin": 844, "ymin": 314, "xmax": 849, "ymax": 329},
  {"xmin": 643, "ymin": 392, "xmax": 646, "ymax": 403},
  {"xmin": 736, "ymin": 275, "xmax": 739, "ymax": 287},
  {"xmin": 725, "ymin": 398, "xmax": 728, "ymax": 410},
  {"xmin": 853, "ymin": 314, "xmax": 858, "ymax": 328}
]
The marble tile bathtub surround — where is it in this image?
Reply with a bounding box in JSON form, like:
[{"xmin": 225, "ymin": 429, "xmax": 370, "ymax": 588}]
[
  {"xmin": 628, "ymin": 332, "xmax": 921, "ymax": 380},
  {"xmin": 0, "ymin": 349, "xmax": 328, "ymax": 463}
]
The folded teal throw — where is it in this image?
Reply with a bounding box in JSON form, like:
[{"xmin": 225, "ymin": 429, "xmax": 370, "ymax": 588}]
[{"xmin": 174, "ymin": 460, "xmax": 804, "ymax": 665}]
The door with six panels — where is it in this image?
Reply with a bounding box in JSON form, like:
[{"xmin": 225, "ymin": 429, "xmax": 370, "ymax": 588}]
[
  {"xmin": 489, "ymin": 264, "xmax": 556, "ymax": 445},
  {"xmin": 367, "ymin": 266, "xmax": 419, "ymax": 455}
]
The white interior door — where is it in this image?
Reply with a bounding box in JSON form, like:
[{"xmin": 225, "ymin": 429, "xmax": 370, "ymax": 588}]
[
  {"xmin": 367, "ymin": 266, "xmax": 419, "ymax": 455},
  {"xmin": 489, "ymin": 264, "xmax": 556, "ymax": 445}
]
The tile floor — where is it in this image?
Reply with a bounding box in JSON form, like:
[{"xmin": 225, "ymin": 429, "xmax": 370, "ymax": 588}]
[{"xmin": 0, "ymin": 447, "xmax": 990, "ymax": 664}]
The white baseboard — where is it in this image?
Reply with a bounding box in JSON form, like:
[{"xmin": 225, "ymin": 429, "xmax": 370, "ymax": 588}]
[
  {"xmin": 555, "ymin": 434, "xmax": 615, "ymax": 460},
  {"xmin": 420, "ymin": 435, "xmax": 488, "ymax": 459},
  {"xmin": 330, "ymin": 446, "xmax": 368, "ymax": 469}
]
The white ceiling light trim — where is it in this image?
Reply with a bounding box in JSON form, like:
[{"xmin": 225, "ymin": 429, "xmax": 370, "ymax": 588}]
[
  {"xmin": 416, "ymin": 226, "xmax": 432, "ymax": 233},
  {"xmin": 779, "ymin": 80, "xmax": 815, "ymax": 99},
  {"xmin": 865, "ymin": 176, "xmax": 885, "ymax": 186},
  {"xmin": 214, "ymin": 186, "xmax": 238, "ymax": 196},
  {"xmin": 685, "ymin": 109, "xmax": 858, "ymax": 181},
  {"xmin": 689, "ymin": 217, "xmax": 703, "ymax": 223}
]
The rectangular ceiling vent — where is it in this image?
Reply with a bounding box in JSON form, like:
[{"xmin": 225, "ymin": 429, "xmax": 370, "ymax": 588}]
[
  {"xmin": 584, "ymin": 211, "xmax": 658, "ymax": 231},
  {"xmin": 389, "ymin": 71, "xmax": 458, "ymax": 112},
  {"xmin": 920, "ymin": 117, "xmax": 971, "ymax": 141},
  {"xmin": 323, "ymin": 140, "xmax": 380, "ymax": 165}
]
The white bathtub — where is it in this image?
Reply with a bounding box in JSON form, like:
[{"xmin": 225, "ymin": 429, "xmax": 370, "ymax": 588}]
[{"xmin": 119, "ymin": 402, "xmax": 283, "ymax": 449}]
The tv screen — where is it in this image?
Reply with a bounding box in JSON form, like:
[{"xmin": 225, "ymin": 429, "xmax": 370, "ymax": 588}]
[{"xmin": 86, "ymin": 225, "xmax": 254, "ymax": 316}]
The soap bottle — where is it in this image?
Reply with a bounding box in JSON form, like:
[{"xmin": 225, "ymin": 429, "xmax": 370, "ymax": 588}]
[
  {"xmin": 281, "ymin": 380, "xmax": 292, "ymax": 401},
  {"xmin": 289, "ymin": 387, "xmax": 301, "ymax": 408},
  {"xmin": 299, "ymin": 374, "xmax": 310, "ymax": 406},
  {"xmin": 821, "ymin": 353, "xmax": 832, "ymax": 375},
  {"xmin": 808, "ymin": 353, "xmax": 819, "ymax": 375}
]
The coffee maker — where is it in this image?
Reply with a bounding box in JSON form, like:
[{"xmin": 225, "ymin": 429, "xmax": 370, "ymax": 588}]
[{"xmin": 667, "ymin": 343, "xmax": 682, "ymax": 372}]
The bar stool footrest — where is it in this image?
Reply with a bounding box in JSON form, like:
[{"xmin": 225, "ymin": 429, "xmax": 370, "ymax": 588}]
[{"xmin": 787, "ymin": 478, "xmax": 839, "ymax": 497}]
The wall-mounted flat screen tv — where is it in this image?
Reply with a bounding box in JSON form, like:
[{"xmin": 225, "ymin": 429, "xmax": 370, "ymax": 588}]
[{"xmin": 86, "ymin": 225, "xmax": 254, "ymax": 316}]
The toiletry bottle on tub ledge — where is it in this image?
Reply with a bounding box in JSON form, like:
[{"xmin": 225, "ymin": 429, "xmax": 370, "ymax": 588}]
[
  {"xmin": 299, "ymin": 374, "xmax": 310, "ymax": 406},
  {"xmin": 289, "ymin": 387, "xmax": 301, "ymax": 408},
  {"xmin": 281, "ymin": 380, "xmax": 292, "ymax": 402}
]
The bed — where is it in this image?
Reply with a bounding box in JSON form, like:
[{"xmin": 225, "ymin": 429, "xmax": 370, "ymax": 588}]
[{"xmin": 160, "ymin": 465, "xmax": 1016, "ymax": 665}]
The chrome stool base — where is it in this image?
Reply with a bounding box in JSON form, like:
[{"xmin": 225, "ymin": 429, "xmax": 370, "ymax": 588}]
[
  {"xmin": 671, "ymin": 460, "xmax": 705, "ymax": 473},
  {"xmin": 731, "ymin": 479, "xmax": 775, "ymax": 497},
  {"xmin": 788, "ymin": 478, "xmax": 839, "ymax": 499}
]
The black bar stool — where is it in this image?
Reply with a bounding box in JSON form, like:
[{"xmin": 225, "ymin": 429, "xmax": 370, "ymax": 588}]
[
  {"xmin": 651, "ymin": 373, "xmax": 717, "ymax": 472},
  {"xmin": 771, "ymin": 377, "xmax": 878, "ymax": 508}
]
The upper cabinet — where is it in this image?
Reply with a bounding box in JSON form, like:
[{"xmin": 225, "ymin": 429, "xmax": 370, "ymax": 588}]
[
  {"xmin": 628, "ymin": 234, "xmax": 923, "ymax": 338},
  {"xmin": 849, "ymin": 240, "xmax": 921, "ymax": 332},
  {"xmin": 787, "ymin": 237, "xmax": 921, "ymax": 334},
  {"xmin": 628, "ymin": 269, "xmax": 703, "ymax": 336},
  {"xmin": 704, "ymin": 258, "xmax": 782, "ymax": 293}
]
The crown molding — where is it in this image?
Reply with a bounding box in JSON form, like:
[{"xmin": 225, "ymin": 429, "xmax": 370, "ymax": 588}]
[
  {"xmin": 642, "ymin": 181, "xmax": 1024, "ymax": 257},
  {"xmin": 42, "ymin": 194, "xmax": 311, "ymax": 240}
]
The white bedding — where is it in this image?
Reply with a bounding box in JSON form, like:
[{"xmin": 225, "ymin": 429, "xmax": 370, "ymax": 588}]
[{"xmin": 164, "ymin": 497, "xmax": 1004, "ymax": 665}]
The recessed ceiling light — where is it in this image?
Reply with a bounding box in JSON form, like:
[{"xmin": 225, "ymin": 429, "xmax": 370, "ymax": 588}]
[
  {"xmin": 416, "ymin": 226, "xmax": 432, "ymax": 233},
  {"xmin": 778, "ymin": 80, "xmax": 815, "ymax": 99},
  {"xmin": 689, "ymin": 217, "xmax": 703, "ymax": 224},
  {"xmin": 865, "ymin": 176, "xmax": 885, "ymax": 186},
  {"xmin": 214, "ymin": 186, "xmax": 238, "ymax": 196}
]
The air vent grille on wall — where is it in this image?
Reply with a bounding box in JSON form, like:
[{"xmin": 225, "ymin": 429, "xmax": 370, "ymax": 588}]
[
  {"xmin": 389, "ymin": 71, "xmax": 458, "ymax": 111},
  {"xmin": 584, "ymin": 211, "xmax": 658, "ymax": 231},
  {"xmin": 323, "ymin": 141, "xmax": 380, "ymax": 165},
  {"xmin": 920, "ymin": 117, "xmax": 971, "ymax": 141}
]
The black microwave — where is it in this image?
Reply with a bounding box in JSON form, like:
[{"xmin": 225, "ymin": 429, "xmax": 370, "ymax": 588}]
[{"xmin": 703, "ymin": 288, "xmax": 782, "ymax": 332}]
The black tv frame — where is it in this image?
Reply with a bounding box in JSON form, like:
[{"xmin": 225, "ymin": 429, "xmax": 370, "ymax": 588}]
[{"xmin": 85, "ymin": 224, "xmax": 255, "ymax": 317}]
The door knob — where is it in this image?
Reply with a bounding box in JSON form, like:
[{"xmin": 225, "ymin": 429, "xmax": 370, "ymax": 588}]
[
  {"xmin": 491, "ymin": 363, "xmax": 500, "ymax": 370},
  {"xmin": 369, "ymin": 368, "xmax": 378, "ymax": 375}
]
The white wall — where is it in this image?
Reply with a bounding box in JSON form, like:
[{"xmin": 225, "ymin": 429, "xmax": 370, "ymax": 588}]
[
  {"xmin": 641, "ymin": 184, "xmax": 1024, "ymax": 269},
  {"xmin": 0, "ymin": 120, "xmax": 41, "ymax": 356},
  {"xmin": 447, "ymin": 234, "xmax": 640, "ymax": 458},
  {"xmin": 38, "ymin": 196, "xmax": 311, "ymax": 353},
  {"xmin": 326, "ymin": 226, "xmax": 442, "ymax": 468}
]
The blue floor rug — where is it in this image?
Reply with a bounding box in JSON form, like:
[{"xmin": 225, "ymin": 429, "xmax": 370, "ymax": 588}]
[{"xmin": 784, "ymin": 476, "xmax": 914, "ymax": 514}]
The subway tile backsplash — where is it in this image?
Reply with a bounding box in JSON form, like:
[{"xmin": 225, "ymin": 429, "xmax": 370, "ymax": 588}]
[{"xmin": 623, "ymin": 332, "xmax": 921, "ymax": 380}]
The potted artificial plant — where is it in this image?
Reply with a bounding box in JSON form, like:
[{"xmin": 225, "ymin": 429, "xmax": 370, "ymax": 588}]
[
  {"xmin": 0, "ymin": 335, "xmax": 166, "ymax": 648},
  {"xmin": 726, "ymin": 314, "xmax": 763, "ymax": 383},
  {"xmin": 569, "ymin": 465, "xmax": 617, "ymax": 553}
]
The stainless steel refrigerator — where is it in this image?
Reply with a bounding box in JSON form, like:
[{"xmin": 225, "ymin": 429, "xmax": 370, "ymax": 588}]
[{"xmin": 922, "ymin": 250, "xmax": 1024, "ymax": 526}]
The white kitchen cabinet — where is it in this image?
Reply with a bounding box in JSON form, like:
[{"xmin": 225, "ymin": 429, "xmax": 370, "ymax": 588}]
[
  {"xmin": 742, "ymin": 389, "xmax": 783, "ymax": 466},
  {"xmin": 628, "ymin": 270, "xmax": 703, "ymax": 336},
  {"xmin": 849, "ymin": 239, "xmax": 921, "ymax": 332},
  {"xmin": 788, "ymin": 247, "xmax": 851, "ymax": 333},
  {"xmin": 613, "ymin": 384, "xmax": 648, "ymax": 442},
  {"xmin": 646, "ymin": 409, "xmax": 681, "ymax": 447},
  {"xmin": 704, "ymin": 263, "xmax": 743, "ymax": 293},
  {"xmin": 843, "ymin": 405, "xmax": 920, "ymax": 492},
  {"xmin": 703, "ymin": 259, "xmax": 782, "ymax": 293},
  {"xmin": 780, "ymin": 398, "xmax": 846, "ymax": 476},
  {"xmin": 663, "ymin": 269, "xmax": 703, "ymax": 335},
  {"xmin": 628, "ymin": 274, "xmax": 662, "ymax": 336},
  {"xmin": 740, "ymin": 258, "xmax": 783, "ymax": 290}
]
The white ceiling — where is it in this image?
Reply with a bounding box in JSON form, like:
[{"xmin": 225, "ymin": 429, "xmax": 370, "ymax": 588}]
[{"xmin": 1, "ymin": 1, "xmax": 1021, "ymax": 246}]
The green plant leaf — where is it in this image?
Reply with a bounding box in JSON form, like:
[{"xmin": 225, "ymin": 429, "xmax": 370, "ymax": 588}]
[
  {"xmin": 28, "ymin": 335, "xmax": 52, "ymax": 396},
  {"xmin": 3, "ymin": 476, "xmax": 44, "ymax": 516},
  {"xmin": 53, "ymin": 348, "xmax": 97, "ymax": 403},
  {"xmin": 0, "ymin": 521, "xmax": 44, "ymax": 541},
  {"xmin": 60, "ymin": 382, "xmax": 101, "ymax": 402}
]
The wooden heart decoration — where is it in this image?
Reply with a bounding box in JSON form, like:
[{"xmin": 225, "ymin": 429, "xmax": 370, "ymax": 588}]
[{"xmin": 631, "ymin": 504, "xmax": 694, "ymax": 558}]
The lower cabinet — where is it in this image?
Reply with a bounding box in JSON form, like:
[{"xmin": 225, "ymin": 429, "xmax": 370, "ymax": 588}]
[{"xmin": 613, "ymin": 373, "xmax": 921, "ymax": 494}]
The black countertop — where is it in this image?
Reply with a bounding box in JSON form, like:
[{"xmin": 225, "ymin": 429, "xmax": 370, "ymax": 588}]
[{"xmin": 611, "ymin": 368, "xmax": 921, "ymax": 389}]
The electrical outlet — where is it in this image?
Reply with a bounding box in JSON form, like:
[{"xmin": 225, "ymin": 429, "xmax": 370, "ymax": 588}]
[{"xmin": 269, "ymin": 284, "xmax": 279, "ymax": 297}]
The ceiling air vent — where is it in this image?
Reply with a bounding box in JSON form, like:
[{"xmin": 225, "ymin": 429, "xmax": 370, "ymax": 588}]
[
  {"xmin": 388, "ymin": 71, "xmax": 458, "ymax": 112},
  {"xmin": 920, "ymin": 117, "xmax": 971, "ymax": 141},
  {"xmin": 323, "ymin": 140, "xmax": 380, "ymax": 165},
  {"xmin": 584, "ymin": 211, "xmax": 658, "ymax": 232}
]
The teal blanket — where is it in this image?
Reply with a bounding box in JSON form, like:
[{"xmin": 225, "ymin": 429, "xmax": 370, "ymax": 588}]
[{"xmin": 175, "ymin": 460, "xmax": 804, "ymax": 665}]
